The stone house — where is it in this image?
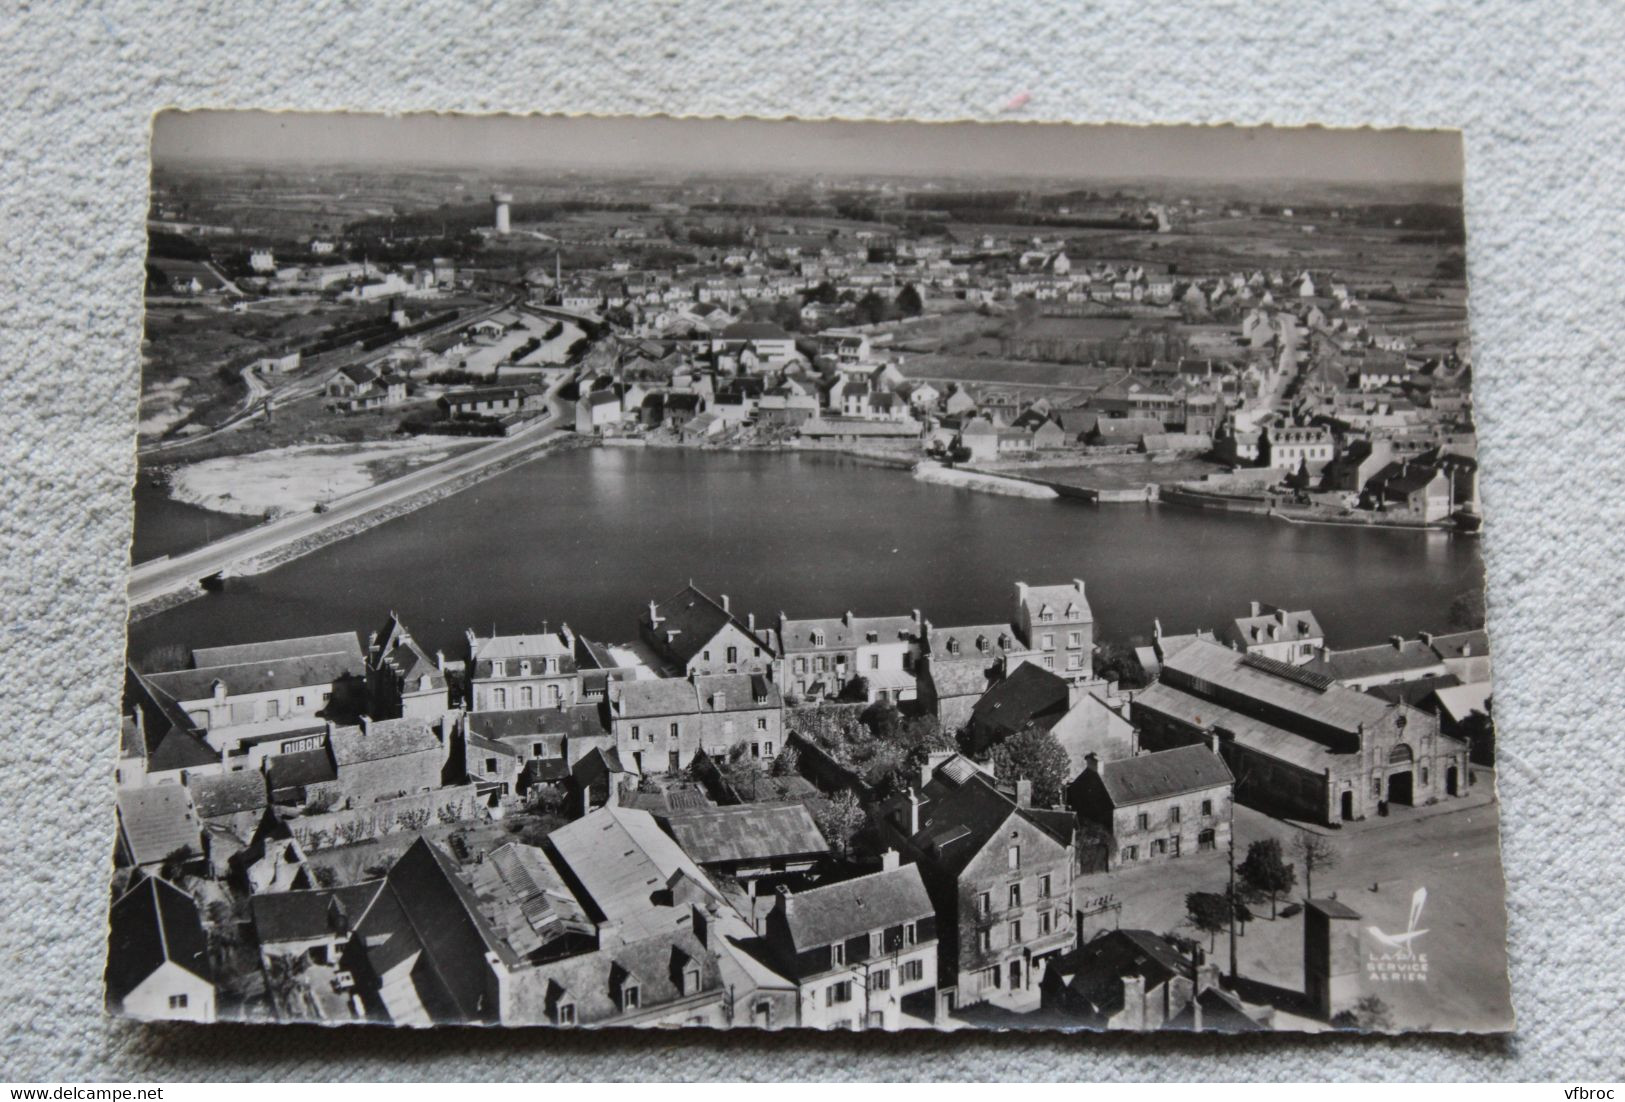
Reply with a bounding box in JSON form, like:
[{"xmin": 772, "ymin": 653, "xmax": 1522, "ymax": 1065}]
[
  {"xmin": 466, "ymin": 628, "xmax": 578, "ymax": 712},
  {"xmin": 1013, "ymin": 579, "xmax": 1094, "ymax": 681},
  {"xmin": 607, "ymin": 671, "xmax": 783, "ymax": 776},
  {"xmin": 327, "ymin": 716, "xmax": 444, "ymax": 804},
  {"xmin": 777, "ymin": 610, "xmax": 922, "ymax": 704},
  {"xmin": 1067, "ymin": 745, "xmax": 1234, "ymax": 868},
  {"xmin": 639, "ymin": 583, "xmax": 779, "ymax": 678},
  {"xmin": 764, "ymin": 857, "xmax": 939, "ymax": 1030},
  {"xmin": 875, "ymin": 759, "xmax": 1076, "ymax": 1014}
]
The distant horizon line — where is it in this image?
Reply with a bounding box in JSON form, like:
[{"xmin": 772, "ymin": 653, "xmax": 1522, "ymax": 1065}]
[
  {"xmin": 151, "ymin": 152, "xmax": 1460, "ymax": 191},
  {"xmin": 150, "ymin": 112, "xmax": 1464, "ymax": 189}
]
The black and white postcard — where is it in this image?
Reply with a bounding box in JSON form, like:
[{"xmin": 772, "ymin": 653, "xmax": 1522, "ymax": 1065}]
[{"xmin": 108, "ymin": 111, "xmax": 1510, "ymax": 1034}]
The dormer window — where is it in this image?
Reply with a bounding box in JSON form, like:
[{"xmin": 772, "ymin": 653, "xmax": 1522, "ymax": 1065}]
[
  {"xmin": 490, "ymin": 660, "xmax": 505, "ymax": 678},
  {"xmin": 556, "ymin": 1001, "xmax": 576, "ymax": 1025},
  {"xmin": 1040, "ymin": 608, "xmax": 1055, "ymax": 623},
  {"xmin": 946, "ymin": 638, "xmax": 959, "ymax": 655},
  {"xmin": 681, "ymin": 965, "xmax": 701, "ymax": 996},
  {"xmin": 813, "ymin": 631, "xmax": 825, "ymax": 647},
  {"xmin": 621, "ymin": 984, "xmax": 640, "ymax": 1011},
  {"xmin": 519, "ymin": 660, "xmax": 531, "ymax": 676}
]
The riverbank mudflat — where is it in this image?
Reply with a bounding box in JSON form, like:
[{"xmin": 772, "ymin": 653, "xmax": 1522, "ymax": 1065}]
[{"xmin": 128, "ymin": 432, "xmax": 591, "ymax": 622}]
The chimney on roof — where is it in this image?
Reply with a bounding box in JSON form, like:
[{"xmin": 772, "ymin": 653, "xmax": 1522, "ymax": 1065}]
[
  {"xmin": 747, "ymin": 612, "xmax": 755, "ymax": 633},
  {"xmin": 881, "ymin": 848, "xmax": 900, "ymax": 872},
  {"xmin": 1084, "ymin": 752, "xmax": 1099, "ymax": 775},
  {"xmin": 912, "ymin": 609, "xmax": 922, "ymax": 630},
  {"xmin": 359, "ymin": 715, "xmax": 371, "ymax": 736},
  {"xmin": 720, "ymin": 594, "xmax": 730, "ymax": 614},
  {"xmin": 1250, "ymin": 601, "xmax": 1261, "ymax": 618},
  {"xmin": 908, "ymin": 788, "xmax": 922, "ymax": 835},
  {"xmin": 1015, "ymin": 778, "xmax": 1033, "ymax": 807},
  {"xmin": 1073, "ymin": 578, "xmax": 1086, "ymax": 598},
  {"xmin": 843, "ymin": 610, "xmax": 853, "ymax": 627},
  {"xmin": 435, "ymin": 650, "xmax": 445, "ymax": 673},
  {"xmin": 1419, "ymin": 631, "xmax": 1435, "ymax": 646},
  {"xmin": 1390, "ymin": 635, "xmax": 1405, "ymax": 650},
  {"xmin": 648, "ymin": 600, "xmax": 662, "ymax": 627}
]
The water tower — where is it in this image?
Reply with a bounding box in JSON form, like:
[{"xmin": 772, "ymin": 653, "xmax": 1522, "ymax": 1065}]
[{"xmin": 491, "ymin": 190, "xmax": 513, "ymax": 235}]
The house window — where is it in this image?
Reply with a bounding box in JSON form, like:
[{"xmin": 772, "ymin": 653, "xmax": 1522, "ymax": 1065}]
[
  {"xmin": 1039, "ymin": 910, "xmax": 1053, "ymax": 936},
  {"xmin": 1008, "ymin": 845, "xmax": 1020, "ymax": 870},
  {"xmin": 1136, "ymin": 812, "xmax": 1149, "ymax": 830},
  {"xmin": 1152, "ymin": 839, "xmax": 1167, "ymax": 856},
  {"xmin": 1201, "ymin": 799, "xmax": 1213, "ymax": 816},
  {"xmin": 485, "ymin": 757, "xmax": 498, "ymax": 775},
  {"xmin": 295, "ymin": 695, "xmax": 306, "ymax": 707},
  {"xmin": 521, "ymin": 686, "xmax": 535, "ymax": 708},
  {"xmin": 869, "ymin": 654, "xmax": 879, "ymax": 670},
  {"xmin": 904, "ymin": 922, "xmax": 917, "ymax": 947},
  {"xmin": 756, "ymin": 716, "xmax": 768, "ymax": 730},
  {"xmin": 549, "ymin": 685, "xmax": 562, "ymax": 704},
  {"xmin": 977, "ymin": 891, "xmax": 991, "ymax": 917},
  {"xmin": 493, "ymin": 688, "xmax": 507, "ymax": 709},
  {"xmin": 168, "ymin": 994, "xmax": 188, "ymax": 1010},
  {"xmin": 1068, "ymin": 631, "xmax": 1082, "ymax": 647},
  {"xmin": 702, "ymin": 650, "xmax": 711, "ymax": 662},
  {"xmin": 727, "ymin": 646, "xmax": 739, "ymax": 664},
  {"xmin": 1067, "ymin": 654, "xmax": 1082, "ymax": 670},
  {"xmin": 1009, "ymin": 920, "xmax": 1022, "ymax": 945},
  {"xmin": 978, "ymin": 928, "xmax": 992, "ymax": 953},
  {"xmin": 794, "ymin": 658, "xmax": 806, "ymax": 674},
  {"xmin": 670, "ymin": 722, "xmax": 679, "ymax": 739},
  {"xmin": 1043, "ymin": 657, "xmax": 1054, "ymax": 669},
  {"xmin": 1373, "ymin": 777, "xmax": 1382, "ymax": 798},
  {"xmin": 816, "ymin": 657, "xmax": 827, "ymax": 673},
  {"xmin": 1041, "ymin": 634, "xmax": 1055, "ymax": 651},
  {"xmin": 1121, "ymin": 845, "xmax": 1138, "ymax": 862},
  {"xmin": 869, "ymin": 969, "xmax": 891, "ymax": 992},
  {"xmin": 827, "ymin": 981, "xmax": 852, "ymax": 1006},
  {"xmin": 556, "ymin": 1002, "xmax": 576, "ymax": 1025},
  {"xmin": 901, "ymin": 959, "xmax": 924, "ymax": 984},
  {"xmin": 622, "ymin": 984, "xmax": 640, "ymax": 1010},
  {"xmin": 630, "ymin": 725, "xmax": 640, "ymax": 741},
  {"xmin": 763, "ymin": 742, "xmax": 774, "ymax": 757},
  {"xmin": 1170, "ymin": 806, "xmax": 1181, "ymax": 824},
  {"xmin": 1008, "ymin": 883, "xmax": 1021, "ymax": 908},
  {"xmin": 266, "ymin": 699, "xmax": 280, "ymax": 718},
  {"xmin": 322, "ymin": 691, "xmax": 331, "ymax": 702},
  {"xmin": 532, "ymin": 742, "xmax": 543, "ymax": 757},
  {"xmin": 1038, "ymin": 874, "xmax": 1051, "ymax": 899}
]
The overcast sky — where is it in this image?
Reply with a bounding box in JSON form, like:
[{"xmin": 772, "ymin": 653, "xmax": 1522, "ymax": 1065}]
[{"xmin": 153, "ymin": 110, "xmax": 1462, "ymax": 185}]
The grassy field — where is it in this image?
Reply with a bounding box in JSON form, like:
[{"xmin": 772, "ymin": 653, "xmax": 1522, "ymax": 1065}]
[{"xmin": 905, "ymin": 355, "xmax": 1114, "ymax": 391}]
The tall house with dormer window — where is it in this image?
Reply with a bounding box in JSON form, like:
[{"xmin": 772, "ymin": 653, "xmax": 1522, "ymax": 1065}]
[
  {"xmin": 1013, "ymin": 580, "xmax": 1094, "ymax": 681},
  {"xmin": 465, "ymin": 628, "xmax": 579, "ymax": 712}
]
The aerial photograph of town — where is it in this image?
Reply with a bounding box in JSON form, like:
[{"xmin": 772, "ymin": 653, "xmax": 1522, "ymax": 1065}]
[{"xmin": 107, "ymin": 111, "xmax": 1509, "ymax": 1035}]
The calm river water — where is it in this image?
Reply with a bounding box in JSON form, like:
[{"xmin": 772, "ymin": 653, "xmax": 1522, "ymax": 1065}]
[{"xmin": 126, "ymin": 448, "xmax": 1486, "ymax": 665}]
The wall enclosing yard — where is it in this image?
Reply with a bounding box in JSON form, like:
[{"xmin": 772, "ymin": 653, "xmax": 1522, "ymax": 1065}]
[{"xmin": 285, "ymin": 783, "xmax": 480, "ymax": 851}]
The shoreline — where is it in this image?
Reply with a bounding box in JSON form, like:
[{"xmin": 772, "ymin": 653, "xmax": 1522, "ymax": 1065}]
[
  {"xmin": 128, "ymin": 431, "xmax": 590, "ymax": 622},
  {"xmin": 128, "ymin": 432, "xmax": 1464, "ymax": 623}
]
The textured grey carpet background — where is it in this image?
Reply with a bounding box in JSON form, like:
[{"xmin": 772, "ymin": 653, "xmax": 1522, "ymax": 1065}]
[{"xmin": 3, "ymin": 0, "xmax": 1622, "ymax": 1082}]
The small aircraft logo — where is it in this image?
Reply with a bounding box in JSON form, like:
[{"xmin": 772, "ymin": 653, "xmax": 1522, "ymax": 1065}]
[{"xmin": 1367, "ymin": 887, "xmax": 1428, "ymax": 952}]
